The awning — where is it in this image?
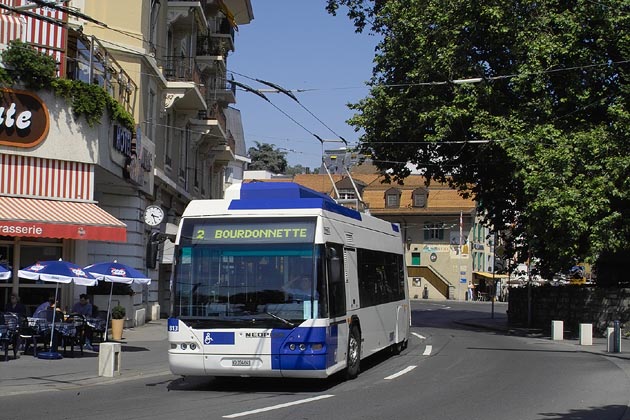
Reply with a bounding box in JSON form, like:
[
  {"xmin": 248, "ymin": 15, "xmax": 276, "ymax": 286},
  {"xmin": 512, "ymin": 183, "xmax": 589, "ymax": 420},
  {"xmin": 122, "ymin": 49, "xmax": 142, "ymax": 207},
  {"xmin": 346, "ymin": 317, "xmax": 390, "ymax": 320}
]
[
  {"xmin": 0, "ymin": 196, "xmax": 127, "ymax": 242},
  {"xmin": 0, "ymin": 13, "xmax": 24, "ymax": 45},
  {"xmin": 473, "ymin": 271, "xmax": 509, "ymax": 280}
]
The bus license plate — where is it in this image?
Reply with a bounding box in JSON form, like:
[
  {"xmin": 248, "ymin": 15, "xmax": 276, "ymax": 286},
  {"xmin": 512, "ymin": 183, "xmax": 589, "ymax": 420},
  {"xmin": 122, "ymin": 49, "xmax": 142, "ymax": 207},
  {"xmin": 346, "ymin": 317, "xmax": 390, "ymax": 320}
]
[{"xmin": 232, "ymin": 359, "xmax": 251, "ymax": 367}]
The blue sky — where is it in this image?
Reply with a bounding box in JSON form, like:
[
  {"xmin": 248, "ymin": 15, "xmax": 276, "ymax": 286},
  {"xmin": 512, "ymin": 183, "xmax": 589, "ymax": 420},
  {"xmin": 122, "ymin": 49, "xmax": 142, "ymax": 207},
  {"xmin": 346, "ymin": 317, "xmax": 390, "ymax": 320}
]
[{"xmin": 228, "ymin": 1, "xmax": 378, "ymax": 170}]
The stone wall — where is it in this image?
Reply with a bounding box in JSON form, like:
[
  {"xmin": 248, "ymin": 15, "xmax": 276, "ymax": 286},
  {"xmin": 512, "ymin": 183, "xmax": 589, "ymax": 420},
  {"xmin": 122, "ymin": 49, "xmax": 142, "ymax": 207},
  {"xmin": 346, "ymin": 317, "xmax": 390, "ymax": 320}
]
[{"xmin": 508, "ymin": 286, "xmax": 630, "ymax": 336}]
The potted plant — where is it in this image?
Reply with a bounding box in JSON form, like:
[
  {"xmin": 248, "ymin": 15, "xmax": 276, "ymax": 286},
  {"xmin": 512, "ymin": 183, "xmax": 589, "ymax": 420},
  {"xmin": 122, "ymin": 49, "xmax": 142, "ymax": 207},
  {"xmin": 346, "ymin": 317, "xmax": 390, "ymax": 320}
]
[{"xmin": 110, "ymin": 304, "xmax": 125, "ymax": 340}]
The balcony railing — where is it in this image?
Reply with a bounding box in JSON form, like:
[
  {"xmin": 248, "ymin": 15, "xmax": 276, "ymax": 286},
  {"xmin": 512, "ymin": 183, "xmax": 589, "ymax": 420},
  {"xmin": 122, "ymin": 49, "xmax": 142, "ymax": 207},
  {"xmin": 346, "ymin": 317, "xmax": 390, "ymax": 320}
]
[
  {"xmin": 196, "ymin": 34, "xmax": 232, "ymax": 57},
  {"xmin": 162, "ymin": 55, "xmax": 207, "ymax": 99},
  {"xmin": 197, "ymin": 102, "xmax": 227, "ymax": 134},
  {"xmin": 65, "ymin": 34, "xmax": 137, "ymax": 114},
  {"xmin": 205, "ymin": 76, "xmax": 236, "ymax": 103},
  {"xmin": 168, "ymin": 0, "xmax": 207, "ymax": 8}
]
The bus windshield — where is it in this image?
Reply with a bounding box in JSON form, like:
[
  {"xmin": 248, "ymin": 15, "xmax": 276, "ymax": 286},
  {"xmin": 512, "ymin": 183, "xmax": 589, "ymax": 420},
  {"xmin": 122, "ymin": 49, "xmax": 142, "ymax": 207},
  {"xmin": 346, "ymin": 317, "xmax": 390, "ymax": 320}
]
[{"xmin": 172, "ymin": 218, "xmax": 326, "ymax": 328}]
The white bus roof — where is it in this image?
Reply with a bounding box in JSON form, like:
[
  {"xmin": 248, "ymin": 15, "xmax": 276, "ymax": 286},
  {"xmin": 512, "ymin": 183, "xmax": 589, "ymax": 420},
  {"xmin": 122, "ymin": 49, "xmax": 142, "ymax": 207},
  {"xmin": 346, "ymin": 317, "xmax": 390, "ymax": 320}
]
[{"xmin": 182, "ymin": 182, "xmax": 400, "ymax": 235}]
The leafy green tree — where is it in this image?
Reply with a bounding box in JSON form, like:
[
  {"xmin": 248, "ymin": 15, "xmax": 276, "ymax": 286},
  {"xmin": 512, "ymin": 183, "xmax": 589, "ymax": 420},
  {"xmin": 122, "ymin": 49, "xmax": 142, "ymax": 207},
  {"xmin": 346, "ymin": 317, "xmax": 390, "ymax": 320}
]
[
  {"xmin": 247, "ymin": 142, "xmax": 288, "ymax": 174},
  {"xmin": 286, "ymin": 164, "xmax": 309, "ymax": 176},
  {"xmin": 326, "ymin": 0, "xmax": 630, "ymax": 282}
]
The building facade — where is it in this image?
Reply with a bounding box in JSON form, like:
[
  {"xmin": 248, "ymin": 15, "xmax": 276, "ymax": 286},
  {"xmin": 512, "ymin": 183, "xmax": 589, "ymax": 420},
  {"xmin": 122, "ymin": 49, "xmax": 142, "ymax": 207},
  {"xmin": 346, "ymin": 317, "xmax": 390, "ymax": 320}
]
[
  {"xmin": 247, "ymin": 172, "xmax": 503, "ymax": 301},
  {"xmin": 0, "ymin": 0, "xmax": 253, "ymax": 321}
]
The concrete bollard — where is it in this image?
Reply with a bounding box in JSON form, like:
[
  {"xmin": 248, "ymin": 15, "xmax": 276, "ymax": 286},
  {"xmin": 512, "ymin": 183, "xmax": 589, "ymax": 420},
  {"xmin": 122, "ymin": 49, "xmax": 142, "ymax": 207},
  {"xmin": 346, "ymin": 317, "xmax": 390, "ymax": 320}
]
[
  {"xmin": 98, "ymin": 342, "xmax": 122, "ymax": 377},
  {"xmin": 579, "ymin": 323, "xmax": 592, "ymax": 346},
  {"xmin": 551, "ymin": 320, "xmax": 564, "ymax": 340},
  {"xmin": 607, "ymin": 327, "xmax": 615, "ymax": 352}
]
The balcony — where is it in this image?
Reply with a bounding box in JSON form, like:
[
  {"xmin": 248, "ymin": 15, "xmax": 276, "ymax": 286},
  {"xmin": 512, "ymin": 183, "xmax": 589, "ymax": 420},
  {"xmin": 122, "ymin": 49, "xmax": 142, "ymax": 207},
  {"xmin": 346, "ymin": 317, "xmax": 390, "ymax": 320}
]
[
  {"xmin": 210, "ymin": 135, "xmax": 236, "ymax": 165},
  {"xmin": 189, "ymin": 103, "xmax": 227, "ymax": 151},
  {"xmin": 162, "ymin": 55, "xmax": 206, "ymax": 111},
  {"xmin": 206, "ymin": 76, "xmax": 236, "ymax": 105},
  {"xmin": 167, "ymin": 1, "xmax": 208, "ymax": 35},
  {"xmin": 198, "ymin": 17, "xmax": 235, "ymax": 54},
  {"xmin": 221, "ymin": 0, "xmax": 254, "ymax": 25},
  {"xmin": 196, "ymin": 33, "xmax": 232, "ymax": 75},
  {"xmin": 168, "ymin": 0, "xmax": 207, "ymax": 7},
  {"xmin": 65, "ymin": 32, "xmax": 137, "ymax": 114}
]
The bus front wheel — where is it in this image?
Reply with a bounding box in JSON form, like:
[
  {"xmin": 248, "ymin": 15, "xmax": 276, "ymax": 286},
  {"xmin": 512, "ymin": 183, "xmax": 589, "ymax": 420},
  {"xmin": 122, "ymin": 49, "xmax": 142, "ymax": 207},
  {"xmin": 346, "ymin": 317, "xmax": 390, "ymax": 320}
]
[{"xmin": 345, "ymin": 326, "xmax": 361, "ymax": 380}]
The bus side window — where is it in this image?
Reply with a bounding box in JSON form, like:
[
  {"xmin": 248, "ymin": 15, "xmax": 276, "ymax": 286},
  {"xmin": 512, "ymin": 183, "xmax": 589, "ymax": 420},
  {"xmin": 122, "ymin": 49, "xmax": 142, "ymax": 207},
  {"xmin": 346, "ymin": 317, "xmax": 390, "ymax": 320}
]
[{"xmin": 327, "ymin": 244, "xmax": 346, "ymax": 318}]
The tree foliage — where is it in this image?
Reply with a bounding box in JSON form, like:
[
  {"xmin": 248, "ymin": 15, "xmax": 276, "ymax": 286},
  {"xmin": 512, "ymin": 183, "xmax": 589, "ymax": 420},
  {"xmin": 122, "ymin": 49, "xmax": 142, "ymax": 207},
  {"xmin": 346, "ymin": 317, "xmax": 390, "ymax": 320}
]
[
  {"xmin": 247, "ymin": 142, "xmax": 288, "ymax": 174},
  {"xmin": 326, "ymin": 0, "xmax": 630, "ymax": 281}
]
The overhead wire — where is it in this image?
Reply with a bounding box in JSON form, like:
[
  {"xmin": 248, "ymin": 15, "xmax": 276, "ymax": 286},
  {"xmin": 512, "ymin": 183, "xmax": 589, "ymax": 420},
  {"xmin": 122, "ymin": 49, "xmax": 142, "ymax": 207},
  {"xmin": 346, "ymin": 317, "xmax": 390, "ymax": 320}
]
[
  {"xmin": 6, "ymin": 3, "xmax": 625, "ymax": 168},
  {"xmin": 231, "ymin": 70, "xmax": 349, "ymax": 145}
]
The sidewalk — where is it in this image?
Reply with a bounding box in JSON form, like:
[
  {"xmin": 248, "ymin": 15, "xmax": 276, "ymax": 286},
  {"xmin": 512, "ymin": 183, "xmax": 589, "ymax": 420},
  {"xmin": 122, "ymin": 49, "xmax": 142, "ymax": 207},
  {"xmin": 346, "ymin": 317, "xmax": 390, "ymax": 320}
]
[
  {"xmin": 457, "ymin": 315, "xmax": 630, "ymax": 361},
  {"xmin": 0, "ymin": 319, "xmax": 171, "ymax": 397}
]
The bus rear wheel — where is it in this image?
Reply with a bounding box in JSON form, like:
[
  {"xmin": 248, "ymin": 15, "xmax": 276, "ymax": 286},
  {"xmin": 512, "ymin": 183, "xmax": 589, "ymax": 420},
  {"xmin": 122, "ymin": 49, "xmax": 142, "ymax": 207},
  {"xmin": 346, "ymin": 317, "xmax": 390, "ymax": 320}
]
[{"xmin": 345, "ymin": 326, "xmax": 361, "ymax": 380}]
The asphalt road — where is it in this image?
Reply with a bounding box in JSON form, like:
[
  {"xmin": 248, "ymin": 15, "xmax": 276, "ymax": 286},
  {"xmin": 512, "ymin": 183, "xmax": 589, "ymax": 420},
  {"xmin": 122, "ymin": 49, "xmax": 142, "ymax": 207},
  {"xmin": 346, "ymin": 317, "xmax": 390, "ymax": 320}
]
[{"xmin": 3, "ymin": 301, "xmax": 629, "ymax": 420}]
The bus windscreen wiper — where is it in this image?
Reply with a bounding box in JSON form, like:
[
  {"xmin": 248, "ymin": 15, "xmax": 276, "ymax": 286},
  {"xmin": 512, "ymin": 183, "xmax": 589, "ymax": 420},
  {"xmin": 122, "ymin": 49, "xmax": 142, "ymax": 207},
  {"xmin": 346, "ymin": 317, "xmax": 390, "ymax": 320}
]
[{"xmin": 264, "ymin": 311, "xmax": 295, "ymax": 327}]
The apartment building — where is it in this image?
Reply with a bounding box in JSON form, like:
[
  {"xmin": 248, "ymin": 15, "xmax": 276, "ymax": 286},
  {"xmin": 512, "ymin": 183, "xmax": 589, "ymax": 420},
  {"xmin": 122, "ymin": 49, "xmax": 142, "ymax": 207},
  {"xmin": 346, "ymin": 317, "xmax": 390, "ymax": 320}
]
[{"xmin": 0, "ymin": 0, "xmax": 253, "ymax": 321}]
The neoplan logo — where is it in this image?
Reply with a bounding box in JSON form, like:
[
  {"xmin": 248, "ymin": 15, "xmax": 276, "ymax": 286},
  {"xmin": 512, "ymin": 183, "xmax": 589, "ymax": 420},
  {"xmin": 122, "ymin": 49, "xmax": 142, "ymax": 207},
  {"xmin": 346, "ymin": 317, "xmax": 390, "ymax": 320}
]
[{"xmin": 0, "ymin": 88, "xmax": 50, "ymax": 148}]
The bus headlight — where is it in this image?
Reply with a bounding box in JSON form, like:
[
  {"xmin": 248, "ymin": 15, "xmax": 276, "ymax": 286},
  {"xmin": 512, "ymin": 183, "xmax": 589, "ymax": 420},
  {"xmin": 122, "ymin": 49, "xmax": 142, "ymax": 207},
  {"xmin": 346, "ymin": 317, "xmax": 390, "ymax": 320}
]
[
  {"xmin": 289, "ymin": 343, "xmax": 296, "ymax": 351},
  {"xmin": 298, "ymin": 343, "xmax": 306, "ymax": 351},
  {"xmin": 190, "ymin": 343, "xmax": 197, "ymax": 350},
  {"xmin": 181, "ymin": 343, "xmax": 187, "ymax": 350}
]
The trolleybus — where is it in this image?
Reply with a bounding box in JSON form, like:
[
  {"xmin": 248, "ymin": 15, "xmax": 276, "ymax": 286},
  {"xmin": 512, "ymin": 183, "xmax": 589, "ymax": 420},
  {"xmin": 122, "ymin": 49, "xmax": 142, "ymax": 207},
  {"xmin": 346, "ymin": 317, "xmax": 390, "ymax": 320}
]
[{"xmin": 167, "ymin": 182, "xmax": 410, "ymax": 379}]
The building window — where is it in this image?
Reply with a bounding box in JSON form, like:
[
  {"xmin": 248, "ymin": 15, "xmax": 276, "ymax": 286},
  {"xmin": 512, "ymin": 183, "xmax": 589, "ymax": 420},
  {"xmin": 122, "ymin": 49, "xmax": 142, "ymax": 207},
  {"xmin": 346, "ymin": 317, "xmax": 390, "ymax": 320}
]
[
  {"xmin": 193, "ymin": 153, "xmax": 200, "ymax": 189},
  {"xmin": 179, "ymin": 126, "xmax": 190, "ymax": 188},
  {"xmin": 385, "ymin": 187, "xmax": 401, "ymax": 208},
  {"xmin": 411, "ymin": 252, "xmax": 421, "ymax": 266},
  {"xmin": 164, "ymin": 114, "xmax": 172, "ymax": 169},
  {"xmin": 147, "ymin": 89, "xmax": 155, "ymax": 141},
  {"xmin": 424, "ymin": 222, "xmax": 444, "ymax": 240},
  {"xmin": 412, "ymin": 188, "xmax": 428, "ymax": 208},
  {"xmin": 338, "ymin": 189, "xmax": 356, "ymax": 200}
]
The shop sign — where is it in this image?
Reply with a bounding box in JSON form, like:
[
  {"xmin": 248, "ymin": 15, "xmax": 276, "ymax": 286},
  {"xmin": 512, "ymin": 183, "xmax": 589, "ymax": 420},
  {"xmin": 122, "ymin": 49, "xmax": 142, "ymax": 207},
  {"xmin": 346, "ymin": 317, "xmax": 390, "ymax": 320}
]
[
  {"xmin": 0, "ymin": 220, "xmax": 124, "ymax": 241},
  {"xmin": 123, "ymin": 125, "xmax": 153, "ymax": 187},
  {"xmin": 113, "ymin": 124, "xmax": 132, "ymax": 157},
  {"xmin": 0, "ymin": 88, "xmax": 50, "ymax": 148}
]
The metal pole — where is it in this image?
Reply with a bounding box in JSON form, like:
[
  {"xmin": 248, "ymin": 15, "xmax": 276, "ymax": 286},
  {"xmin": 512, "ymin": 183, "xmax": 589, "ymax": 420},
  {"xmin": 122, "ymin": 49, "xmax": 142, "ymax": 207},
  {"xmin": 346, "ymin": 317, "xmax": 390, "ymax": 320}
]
[
  {"xmin": 527, "ymin": 250, "xmax": 532, "ymax": 327},
  {"xmin": 491, "ymin": 231, "xmax": 496, "ymax": 319},
  {"xmin": 614, "ymin": 320, "xmax": 621, "ymax": 353}
]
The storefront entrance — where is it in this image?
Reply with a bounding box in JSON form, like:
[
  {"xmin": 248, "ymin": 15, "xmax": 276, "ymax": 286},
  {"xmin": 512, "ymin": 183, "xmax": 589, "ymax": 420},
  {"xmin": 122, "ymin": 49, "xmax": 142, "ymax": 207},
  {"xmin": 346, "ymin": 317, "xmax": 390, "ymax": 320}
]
[{"xmin": 0, "ymin": 236, "xmax": 65, "ymax": 315}]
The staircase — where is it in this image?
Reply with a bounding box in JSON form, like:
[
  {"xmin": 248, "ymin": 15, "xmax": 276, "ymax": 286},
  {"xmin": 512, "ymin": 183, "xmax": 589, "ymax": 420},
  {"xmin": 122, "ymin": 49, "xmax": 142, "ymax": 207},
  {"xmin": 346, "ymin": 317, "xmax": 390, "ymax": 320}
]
[{"xmin": 407, "ymin": 266, "xmax": 455, "ymax": 299}]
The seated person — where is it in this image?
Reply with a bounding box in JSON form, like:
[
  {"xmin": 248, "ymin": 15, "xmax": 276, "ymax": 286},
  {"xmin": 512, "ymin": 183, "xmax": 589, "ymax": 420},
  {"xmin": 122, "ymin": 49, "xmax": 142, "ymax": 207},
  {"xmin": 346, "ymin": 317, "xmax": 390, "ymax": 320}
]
[
  {"xmin": 33, "ymin": 296, "xmax": 58, "ymax": 319},
  {"xmin": 283, "ymin": 274, "xmax": 316, "ymax": 301},
  {"xmin": 71, "ymin": 294, "xmax": 93, "ymax": 317},
  {"xmin": 4, "ymin": 293, "xmax": 27, "ymax": 316}
]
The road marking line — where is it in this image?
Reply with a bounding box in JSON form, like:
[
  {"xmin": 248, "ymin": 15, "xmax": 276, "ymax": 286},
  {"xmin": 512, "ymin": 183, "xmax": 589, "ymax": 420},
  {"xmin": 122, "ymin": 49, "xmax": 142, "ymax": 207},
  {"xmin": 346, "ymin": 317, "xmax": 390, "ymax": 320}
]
[
  {"xmin": 412, "ymin": 332, "xmax": 426, "ymax": 340},
  {"xmin": 223, "ymin": 395, "xmax": 335, "ymax": 418},
  {"xmin": 423, "ymin": 345, "xmax": 432, "ymax": 356},
  {"xmin": 384, "ymin": 365, "xmax": 417, "ymax": 380}
]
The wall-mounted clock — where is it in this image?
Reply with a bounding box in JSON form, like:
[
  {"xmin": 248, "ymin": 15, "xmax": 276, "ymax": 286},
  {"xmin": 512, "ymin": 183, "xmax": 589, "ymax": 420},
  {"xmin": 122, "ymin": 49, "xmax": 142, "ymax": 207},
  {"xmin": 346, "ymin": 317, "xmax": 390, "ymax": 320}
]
[{"xmin": 144, "ymin": 205, "xmax": 164, "ymax": 226}]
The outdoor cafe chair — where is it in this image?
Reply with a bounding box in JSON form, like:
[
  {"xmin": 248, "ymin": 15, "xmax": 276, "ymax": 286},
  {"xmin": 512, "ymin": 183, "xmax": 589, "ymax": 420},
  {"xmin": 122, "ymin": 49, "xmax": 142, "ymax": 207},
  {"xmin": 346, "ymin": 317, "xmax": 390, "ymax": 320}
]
[
  {"xmin": 20, "ymin": 316, "xmax": 47, "ymax": 357},
  {"xmin": 60, "ymin": 314, "xmax": 86, "ymax": 357},
  {"xmin": 1, "ymin": 312, "xmax": 20, "ymax": 361}
]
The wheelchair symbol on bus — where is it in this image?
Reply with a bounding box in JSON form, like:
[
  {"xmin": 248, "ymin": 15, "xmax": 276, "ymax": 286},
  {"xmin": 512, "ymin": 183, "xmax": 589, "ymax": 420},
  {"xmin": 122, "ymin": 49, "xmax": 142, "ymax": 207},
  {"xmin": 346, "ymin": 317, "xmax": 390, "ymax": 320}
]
[{"xmin": 204, "ymin": 332, "xmax": 213, "ymax": 345}]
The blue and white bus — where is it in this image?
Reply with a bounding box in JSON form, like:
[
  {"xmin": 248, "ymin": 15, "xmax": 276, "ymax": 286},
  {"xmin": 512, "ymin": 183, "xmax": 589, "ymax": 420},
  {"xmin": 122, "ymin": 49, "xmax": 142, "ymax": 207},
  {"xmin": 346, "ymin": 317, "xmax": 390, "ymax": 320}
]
[{"xmin": 168, "ymin": 182, "xmax": 409, "ymax": 379}]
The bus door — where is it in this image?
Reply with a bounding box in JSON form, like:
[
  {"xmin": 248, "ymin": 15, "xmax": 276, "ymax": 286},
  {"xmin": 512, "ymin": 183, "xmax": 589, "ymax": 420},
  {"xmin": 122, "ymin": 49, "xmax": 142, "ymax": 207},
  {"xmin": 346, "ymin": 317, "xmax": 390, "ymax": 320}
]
[
  {"xmin": 343, "ymin": 247, "xmax": 360, "ymax": 312},
  {"xmin": 326, "ymin": 243, "xmax": 348, "ymax": 367}
]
